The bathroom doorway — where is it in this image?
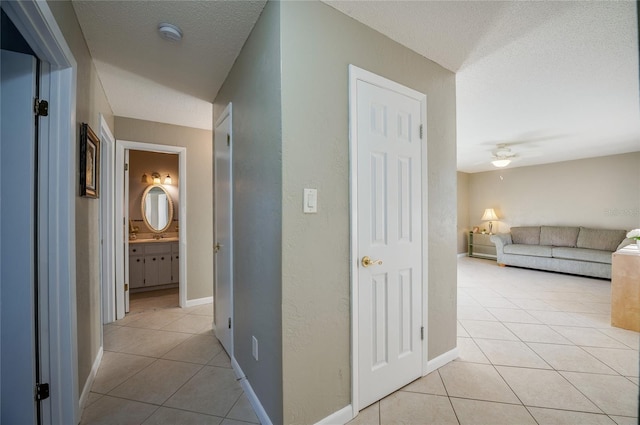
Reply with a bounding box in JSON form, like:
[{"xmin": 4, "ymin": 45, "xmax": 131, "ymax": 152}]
[
  {"xmin": 126, "ymin": 150, "xmax": 180, "ymax": 313},
  {"xmin": 110, "ymin": 140, "xmax": 187, "ymax": 322}
]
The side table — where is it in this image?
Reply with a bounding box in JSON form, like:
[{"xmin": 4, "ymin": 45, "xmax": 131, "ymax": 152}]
[
  {"xmin": 611, "ymin": 244, "xmax": 640, "ymax": 332},
  {"xmin": 468, "ymin": 232, "xmax": 497, "ymax": 260}
]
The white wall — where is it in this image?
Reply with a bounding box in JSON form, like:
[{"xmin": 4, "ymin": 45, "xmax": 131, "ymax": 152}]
[{"xmin": 467, "ymin": 152, "xmax": 640, "ymax": 233}]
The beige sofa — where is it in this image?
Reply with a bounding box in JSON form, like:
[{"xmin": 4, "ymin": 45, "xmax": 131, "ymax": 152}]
[{"xmin": 491, "ymin": 226, "xmax": 632, "ymax": 279}]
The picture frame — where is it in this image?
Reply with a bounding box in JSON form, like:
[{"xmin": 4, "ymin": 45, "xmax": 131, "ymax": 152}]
[{"xmin": 79, "ymin": 123, "xmax": 100, "ymax": 198}]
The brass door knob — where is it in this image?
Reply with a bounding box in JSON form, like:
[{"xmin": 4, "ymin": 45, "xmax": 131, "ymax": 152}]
[{"xmin": 361, "ymin": 256, "xmax": 383, "ymax": 268}]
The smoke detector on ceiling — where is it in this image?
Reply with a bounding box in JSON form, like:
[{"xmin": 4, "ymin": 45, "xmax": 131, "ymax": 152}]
[{"xmin": 158, "ymin": 23, "xmax": 183, "ymax": 42}]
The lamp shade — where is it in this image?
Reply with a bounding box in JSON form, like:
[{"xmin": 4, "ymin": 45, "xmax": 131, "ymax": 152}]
[{"xmin": 481, "ymin": 208, "xmax": 498, "ymax": 221}]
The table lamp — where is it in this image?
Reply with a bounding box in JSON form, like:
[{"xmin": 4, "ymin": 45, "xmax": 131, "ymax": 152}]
[{"xmin": 481, "ymin": 208, "xmax": 499, "ymax": 234}]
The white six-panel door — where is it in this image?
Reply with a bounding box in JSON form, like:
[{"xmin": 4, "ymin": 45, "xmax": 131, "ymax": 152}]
[
  {"xmin": 355, "ymin": 73, "xmax": 424, "ymax": 409},
  {"xmin": 214, "ymin": 104, "xmax": 233, "ymax": 355}
]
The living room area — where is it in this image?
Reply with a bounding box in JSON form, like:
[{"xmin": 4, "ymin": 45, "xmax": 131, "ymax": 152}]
[{"xmin": 437, "ymin": 152, "xmax": 639, "ymax": 424}]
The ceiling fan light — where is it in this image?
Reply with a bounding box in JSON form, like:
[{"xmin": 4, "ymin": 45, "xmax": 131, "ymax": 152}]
[
  {"xmin": 491, "ymin": 159, "xmax": 511, "ymax": 168},
  {"xmin": 158, "ymin": 23, "xmax": 183, "ymax": 42}
]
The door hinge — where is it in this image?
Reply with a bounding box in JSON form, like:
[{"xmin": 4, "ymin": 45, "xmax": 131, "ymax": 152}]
[
  {"xmin": 124, "ymin": 163, "xmax": 129, "ymax": 171},
  {"xmin": 124, "ymin": 283, "xmax": 129, "ymax": 291},
  {"xmin": 420, "ymin": 326, "xmax": 424, "ymax": 341},
  {"xmin": 226, "ymin": 133, "xmax": 230, "ymax": 147},
  {"xmin": 34, "ymin": 98, "xmax": 49, "ymax": 117},
  {"xmin": 419, "ymin": 124, "xmax": 423, "ymax": 140},
  {"xmin": 228, "ymin": 317, "xmax": 231, "ymax": 329},
  {"xmin": 35, "ymin": 383, "xmax": 50, "ymax": 401}
]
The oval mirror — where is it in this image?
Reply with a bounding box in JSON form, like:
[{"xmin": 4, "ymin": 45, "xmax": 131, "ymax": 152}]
[{"xmin": 141, "ymin": 184, "xmax": 174, "ymax": 233}]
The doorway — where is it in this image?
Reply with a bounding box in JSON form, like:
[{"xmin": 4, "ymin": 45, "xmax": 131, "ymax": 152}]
[
  {"xmin": 112, "ymin": 140, "xmax": 187, "ymax": 323},
  {"xmin": 349, "ymin": 65, "xmax": 428, "ymax": 413}
]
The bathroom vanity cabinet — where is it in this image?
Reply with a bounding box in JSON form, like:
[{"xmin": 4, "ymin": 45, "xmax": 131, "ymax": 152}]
[{"xmin": 129, "ymin": 241, "xmax": 179, "ymax": 290}]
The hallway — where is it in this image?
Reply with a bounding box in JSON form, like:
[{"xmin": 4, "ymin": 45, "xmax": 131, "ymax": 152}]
[{"xmin": 80, "ymin": 291, "xmax": 259, "ymax": 425}]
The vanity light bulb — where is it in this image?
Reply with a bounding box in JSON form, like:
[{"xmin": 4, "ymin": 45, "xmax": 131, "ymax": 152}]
[
  {"xmin": 164, "ymin": 174, "xmax": 172, "ymax": 185},
  {"xmin": 153, "ymin": 176, "xmax": 161, "ymax": 184}
]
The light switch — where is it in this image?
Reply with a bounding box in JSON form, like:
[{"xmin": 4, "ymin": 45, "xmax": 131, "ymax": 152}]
[{"xmin": 303, "ymin": 188, "xmax": 318, "ymax": 213}]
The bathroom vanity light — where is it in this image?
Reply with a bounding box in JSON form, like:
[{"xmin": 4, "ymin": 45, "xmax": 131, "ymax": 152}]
[{"xmin": 141, "ymin": 172, "xmax": 172, "ymax": 185}]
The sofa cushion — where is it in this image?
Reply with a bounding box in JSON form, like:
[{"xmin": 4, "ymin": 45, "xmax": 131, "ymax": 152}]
[
  {"xmin": 576, "ymin": 227, "xmax": 627, "ymax": 252},
  {"xmin": 511, "ymin": 226, "xmax": 541, "ymax": 245},
  {"xmin": 540, "ymin": 226, "xmax": 579, "ymax": 247},
  {"xmin": 504, "ymin": 244, "xmax": 552, "ymax": 257},
  {"xmin": 552, "ymin": 247, "xmax": 613, "ymax": 264}
]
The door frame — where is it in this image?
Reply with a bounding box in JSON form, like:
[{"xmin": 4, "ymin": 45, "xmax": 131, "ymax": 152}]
[
  {"xmin": 99, "ymin": 114, "xmax": 117, "ymax": 323},
  {"xmin": 213, "ymin": 102, "xmax": 234, "ymax": 355},
  {"xmin": 348, "ymin": 65, "xmax": 429, "ymax": 417},
  {"xmin": 113, "ymin": 140, "xmax": 188, "ymax": 311},
  {"xmin": 2, "ymin": 1, "xmax": 79, "ymax": 423}
]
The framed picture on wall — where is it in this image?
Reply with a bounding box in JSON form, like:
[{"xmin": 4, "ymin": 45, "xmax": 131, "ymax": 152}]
[{"xmin": 80, "ymin": 123, "xmax": 100, "ymax": 198}]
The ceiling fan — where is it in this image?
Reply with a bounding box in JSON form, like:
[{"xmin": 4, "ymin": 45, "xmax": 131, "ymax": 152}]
[{"xmin": 491, "ymin": 144, "xmax": 517, "ymax": 167}]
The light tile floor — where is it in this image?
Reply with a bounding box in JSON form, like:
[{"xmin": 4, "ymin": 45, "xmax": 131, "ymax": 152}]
[
  {"xmin": 348, "ymin": 257, "xmax": 639, "ymax": 425},
  {"xmin": 84, "ymin": 259, "xmax": 639, "ymax": 424},
  {"xmin": 80, "ymin": 289, "xmax": 259, "ymax": 425}
]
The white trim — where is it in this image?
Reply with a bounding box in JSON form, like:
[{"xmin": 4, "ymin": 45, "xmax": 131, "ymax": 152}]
[
  {"xmin": 99, "ymin": 115, "xmax": 116, "ymax": 324},
  {"xmin": 457, "ymin": 252, "xmax": 468, "ymax": 258},
  {"xmin": 185, "ymin": 296, "xmax": 213, "ymax": 308},
  {"xmin": 78, "ymin": 347, "xmax": 103, "ymax": 413},
  {"xmin": 2, "ymin": 1, "xmax": 79, "ymax": 424},
  {"xmin": 425, "ymin": 347, "xmax": 459, "ymax": 374},
  {"xmin": 114, "ymin": 140, "xmax": 188, "ymax": 309},
  {"xmin": 348, "ymin": 64, "xmax": 428, "ymax": 415},
  {"xmin": 314, "ymin": 405, "xmax": 353, "ymax": 425},
  {"xmin": 231, "ymin": 357, "xmax": 273, "ymax": 425}
]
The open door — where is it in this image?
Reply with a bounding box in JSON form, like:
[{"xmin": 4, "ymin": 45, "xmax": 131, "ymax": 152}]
[
  {"xmin": 1, "ymin": 48, "xmax": 41, "ymax": 424},
  {"xmin": 115, "ymin": 144, "xmax": 129, "ymax": 318}
]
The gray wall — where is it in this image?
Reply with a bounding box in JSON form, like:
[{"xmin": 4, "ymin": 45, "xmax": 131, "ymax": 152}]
[
  {"xmin": 114, "ymin": 117, "xmax": 214, "ymax": 300},
  {"xmin": 280, "ymin": 2, "xmax": 458, "ymax": 423},
  {"xmin": 47, "ymin": 0, "xmax": 115, "ymax": 392},
  {"xmin": 213, "ymin": 1, "xmax": 283, "ymax": 423},
  {"xmin": 467, "ymin": 152, "xmax": 640, "ymax": 233}
]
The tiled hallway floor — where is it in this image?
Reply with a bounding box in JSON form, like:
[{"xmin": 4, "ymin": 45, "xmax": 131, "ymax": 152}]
[
  {"xmin": 80, "ymin": 289, "xmax": 259, "ymax": 425},
  {"xmin": 348, "ymin": 257, "xmax": 639, "ymax": 425},
  {"xmin": 83, "ymin": 259, "xmax": 639, "ymax": 424}
]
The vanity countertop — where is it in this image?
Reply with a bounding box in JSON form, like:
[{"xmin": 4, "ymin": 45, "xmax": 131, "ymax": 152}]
[{"xmin": 129, "ymin": 237, "xmax": 179, "ymax": 244}]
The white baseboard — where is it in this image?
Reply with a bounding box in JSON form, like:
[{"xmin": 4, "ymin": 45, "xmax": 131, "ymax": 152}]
[
  {"xmin": 314, "ymin": 404, "xmax": 353, "ymax": 425},
  {"xmin": 425, "ymin": 347, "xmax": 459, "ymax": 374},
  {"xmin": 231, "ymin": 357, "xmax": 273, "ymax": 425},
  {"xmin": 185, "ymin": 296, "xmax": 213, "ymax": 308},
  {"xmin": 79, "ymin": 346, "xmax": 103, "ymax": 412},
  {"xmin": 457, "ymin": 252, "xmax": 468, "ymax": 258}
]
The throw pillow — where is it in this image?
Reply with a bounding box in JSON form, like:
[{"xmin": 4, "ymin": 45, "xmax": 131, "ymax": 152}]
[
  {"xmin": 577, "ymin": 227, "xmax": 627, "ymax": 251},
  {"xmin": 540, "ymin": 226, "xmax": 580, "ymax": 247},
  {"xmin": 511, "ymin": 227, "xmax": 541, "ymax": 245}
]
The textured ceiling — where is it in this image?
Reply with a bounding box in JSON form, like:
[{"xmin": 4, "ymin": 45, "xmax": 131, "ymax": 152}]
[
  {"xmin": 73, "ymin": 1, "xmax": 639, "ymax": 171},
  {"xmin": 72, "ymin": 0, "xmax": 266, "ymax": 130},
  {"xmin": 326, "ymin": 1, "xmax": 639, "ymax": 172}
]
